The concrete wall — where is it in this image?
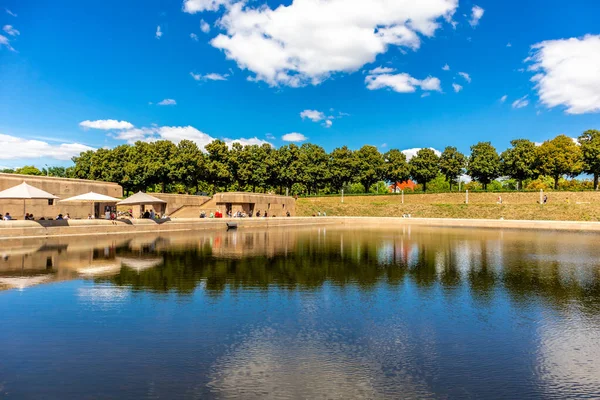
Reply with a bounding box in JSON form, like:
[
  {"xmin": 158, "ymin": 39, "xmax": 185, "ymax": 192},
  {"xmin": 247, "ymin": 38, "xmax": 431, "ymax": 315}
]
[
  {"xmin": 171, "ymin": 192, "xmax": 296, "ymax": 217},
  {"xmin": 119, "ymin": 193, "xmax": 212, "ymax": 217},
  {"xmin": 0, "ymin": 173, "xmax": 123, "ymax": 220}
]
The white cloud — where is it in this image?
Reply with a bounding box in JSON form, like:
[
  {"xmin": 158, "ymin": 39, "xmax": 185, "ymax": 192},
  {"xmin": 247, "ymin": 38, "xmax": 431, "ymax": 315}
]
[
  {"xmin": 207, "ymin": 0, "xmax": 458, "ymax": 87},
  {"xmin": 442, "ymin": 64, "xmax": 450, "ymax": 71},
  {"xmin": 0, "ymin": 34, "xmax": 15, "ymax": 51},
  {"xmin": 282, "ymin": 132, "xmax": 307, "ymax": 142},
  {"xmin": 365, "ymin": 71, "xmax": 441, "ymax": 93},
  {"xmin": 157, "ymin": 98, "xmax": 177, "ymax": 106},
  {"xmin": 157, "ymin": 126, "xmax": 214, "ymax": 147},
  {"xmin": 0, "ymin": 133, "xmax": 94, "ymax": 160},
  {"xmin": 79, "ymin": 119, "xmax": 134, "ymax": 130},
  {"xmin": 500, "ymin": 95, "xmax": 508, "ymax": 103},
  {"xmin": 369, "ymin": 66, "xmax": 396, "ymax": 74},
  {"xmin": 183, "ymin": 0, "xmax": 232, "ymax": 13},
  {"xmin": 300, "ymin": 109, "xmax": 326, "ymax": 122},
  {"xmin": 5, "ymin": 9, "xmax": 17, "ymax": 17},
  {"xmin": 402, "ymin": 147, "xmax": 442, "ymax": 160},
  {"xmin": 527, "ymin": 34, "xmax": 600, "ymax": 114},
  {"xmin": 265, "ymin": 133, "xmax": 275, "ymax": 140},
  {"xmin": 155, "ymin": 25, "xmax": 163, "ymax": 39},
  {"xmin": 190, "ymin": 72, "xmax": 228, "ymax": 81},
  {"xmin": 324, "ymin": 120, "xmax": 333, "ymax": 128},
  {"xmin": 506, "ymin": 42, "xmax": 512, "ymax": 47},
  {"xmin": 512, "ymin": 95, "xmax": 529, "ymax": 109},
  {"xmin": 452, "ymin": 83, "xmax": 463, "ymax": 93},
  {"xmin": 469, "ymin": 5, "xmax": 484, "ymax": 27},
  {"xmin": 200, "ymin": 19, "xmax": 211, "ymax": 33},
  {"xmin": 190, "ymin": 33, "xmax": 199, "ymax": 41},
  {"xmin": 2, "ymin": 25, "xmax": 19, "ymax": 36},
  {"xmin": 458, "ymin": 71, "xmax": 471, "ymax": 83},
  {"xmin": 421, "ymin": 92, "xmax": 431, "ymax": 98}
]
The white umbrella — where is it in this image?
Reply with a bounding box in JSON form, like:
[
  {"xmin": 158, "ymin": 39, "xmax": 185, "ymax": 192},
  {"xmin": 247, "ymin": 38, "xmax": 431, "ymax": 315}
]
[
  {"xmin": 0, "ymin": 182, "xmax": 59, "ymax": 218},
  {"xmin": 117, "ymin": 191, "xmax": 166, "ymax": 206},
  {"xmin": 60, "ymin": 191, "xmax": 120, "ymax": 218}
]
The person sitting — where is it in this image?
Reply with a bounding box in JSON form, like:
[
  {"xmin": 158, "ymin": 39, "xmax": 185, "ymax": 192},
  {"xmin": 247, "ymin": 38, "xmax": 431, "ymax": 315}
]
[
  {"xmin": 87, "ymin": 214, "xmax": 93, "ymax": 219},
  {"xmin": 150, "ymin": 209, "xmax": 155, "ymax": 219},
  {"xmin": 56, "ymin": 214, "xmax": 63, "ymax": 220},
  {"xmin": 3, "ymin": 213, "xmax": 11, "ymax": 221},
  {"xmin": 209, "ymin": 212, "xmax": 215, "ymax": 218},
  {"xmin": 143, "ymin": 210, "xmax": 150, "ymax": 219},
  {"xmin": 200, "ymin": 211, "xmax": 206, "ymax": 218},
  {"xmin": 64, "ymin": 213, "xmax": 71, "ymax": 220},
  {"xmin": 286, "ymin": 211, "xmax": 291, "ymax": 217},
  {"xmin": 264, "ymin": 212, "xmax": 268, "ymax": 217},
  {"xmin": 256, "ymin": 210, "xmax": 261, "ymax": 217},
  {"xmin": 28, "ymin": 214, "xmax": 34, "ymax": 221},
  {"xmin": 25, "ymin": 213, "xmax": 30, "ymax": 220}
]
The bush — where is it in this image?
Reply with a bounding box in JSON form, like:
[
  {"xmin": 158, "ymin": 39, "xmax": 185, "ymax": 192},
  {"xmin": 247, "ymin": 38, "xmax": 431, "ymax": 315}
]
[
  {"xmin": 369, "ymin": 181, "xmax": 389, "ymax": 194},
  {"xmin": 426, "ymin": 174, "xmax": 450, "ymax": 192},
  {"xmin": 345, "ymin": 182, "xmax": 366, "ymax": 194},
  {"xmin": 525, "ymin": 176, "xmax": 554, "ymax": 191}
]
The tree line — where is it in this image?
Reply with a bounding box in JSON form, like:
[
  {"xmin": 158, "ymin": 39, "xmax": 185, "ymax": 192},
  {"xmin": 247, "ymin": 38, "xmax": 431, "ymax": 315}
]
[{"xmin": 2, "ymin": 129, "xmax": 599, "ymax": 195}]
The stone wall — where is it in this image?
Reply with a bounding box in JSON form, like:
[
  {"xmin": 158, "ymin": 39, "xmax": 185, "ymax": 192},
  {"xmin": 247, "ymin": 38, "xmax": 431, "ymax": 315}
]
[{"xmin": 0, "ymin": 173, "xmax": 123, "ymax": 220}]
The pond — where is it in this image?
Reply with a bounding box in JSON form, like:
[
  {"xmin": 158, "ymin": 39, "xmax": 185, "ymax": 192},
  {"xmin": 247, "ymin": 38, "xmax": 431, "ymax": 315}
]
[{"xmin": 1, "ymin": 226, "xmax": 599, "ymax": 399}]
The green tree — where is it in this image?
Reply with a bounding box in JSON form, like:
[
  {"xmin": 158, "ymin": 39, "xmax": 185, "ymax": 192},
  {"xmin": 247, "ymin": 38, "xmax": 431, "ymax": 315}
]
[
  {"xmin": 205, "ymin": 140, "xmax": 232, "ymax": 192},
  {"xmin": 41, "ymin": 166, "xmax": 68, "ymax": 177},
  {"xmin": 409, "ymin": 148, "xmax": 440, "ymax": 192},
  {"xmin": 537, "ymin": 134, "xmax": 583, "ymax": 189},
  {"xmin": 384, "ymin": 149, "xmax": 410, "ymax": 191},
  {"xmin": 238, "ymin": 144, "xmax": 270, "ymax": 192},
  {"xmin": 300, "ymin": 143, "xmax": 330, "ymax": 195},
  {"xmin": 355, "ymin": 145, "xmax": 385, "ymax": 190},
  {"xmin": 438, "ymin": 146, "xmax": 466, "ymax": 191},
  {"xmin": 276, "ymin": 144, "xmax": 304, "ymax": 194},
  {"xmin": 578, "ymin": 129, "xmax": 600, "ymax": 190},
  {"xmin": 14, "ymin": 165, "xmax": 43, "ymax": 176},
  {"xmin": 329, "ymin": 146, "xmax": 357, "ymax": 192},
  {"xmin": 172, "ymin": 140, "xmax": 204, "ymax": 193},
  {"xmin": 500, "ymin": 139, "xmax": 538, "ymax": 190},
  {"xmin": 467, "ymin": 142, "xmax": 500, "ymax": 190},
  {"xmin": 0, "ymin": 168, "xmax": 15, "ymax": 174}
]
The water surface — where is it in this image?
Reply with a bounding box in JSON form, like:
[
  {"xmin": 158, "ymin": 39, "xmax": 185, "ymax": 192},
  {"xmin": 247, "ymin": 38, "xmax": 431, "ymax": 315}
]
[{"xmin": 1, "ymin": 226, "xmax": 599, "ymax": 399}]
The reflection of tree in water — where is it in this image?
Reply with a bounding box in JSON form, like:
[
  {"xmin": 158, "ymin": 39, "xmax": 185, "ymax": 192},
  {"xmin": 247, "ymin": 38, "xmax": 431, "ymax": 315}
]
[{"xmin": 95, "ymin": 230, "xmax": 600, "ymax": 314}]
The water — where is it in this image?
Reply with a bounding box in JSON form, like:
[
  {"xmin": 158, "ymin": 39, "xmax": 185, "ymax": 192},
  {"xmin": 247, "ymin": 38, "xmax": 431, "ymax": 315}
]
[{"xmin": 1, "ymin": 226, "xmax": 599, "ymax": 399}]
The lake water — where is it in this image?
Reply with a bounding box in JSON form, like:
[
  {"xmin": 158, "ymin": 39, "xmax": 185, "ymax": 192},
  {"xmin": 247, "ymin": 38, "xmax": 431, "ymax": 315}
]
[{"xmin": 1, "ymin": 226, "xmax": 599, "ymax": 399}]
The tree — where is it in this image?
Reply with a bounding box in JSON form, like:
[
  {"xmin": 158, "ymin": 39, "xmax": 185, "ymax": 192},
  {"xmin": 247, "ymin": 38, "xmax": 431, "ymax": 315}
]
[
  {"xmin": 500, "ymin": 139, "xmax": 538, "ymax": 190},
  {"xmin": 537, "ymin": 134, "xmax": 583, "ymax": 189},
  {"xmin": 578, "ymin": 129, "xmax": 600, "ymax": 190},
  {"xmin": 276, "ymin": 144, "xmax": 304, "ymax": 194},
  {"xmin": 0, "ymin": 168, "xmax": 15, "ymax": 174},
  {"xmin": 355, "ymin": 145, "xmax": 385, "ymax": 190},
  {"xmin": 329, "ymin": 146, "xmax": 357, "ymax": 192},
  {"xmin": 14, "ymin": 165, "xmax": 43, "ymax": 176},
  {"xmin": 41, "ymin": 166, "xmax": 68, "ymax": 177},
  {"xmin": 205, "ymin": 140, "xmax": 232, "ymax": 192},
  {"xmin": 384, "ymin": 149, "xmax": 410, "ymax": 191},
  {"xmin": 409, "ymin": 148, "xmax": 439, "ymax": 192},
  {"xmin": 438, "ymin": 146, "xmax": 466, "ymax": 191},
  {"xmin": 467, "ymin": 142, "xmax": 500, "ymax": 190},
  {"xmin": 172, "ymin": 140, "xmax": 204, "ymax": 193},
  {"xmin": 300, "ymin": 143, "xmax": 330, "ymax": 195},
  {"xmin": 238, "ymin": 144, "xmax": 269, "ymax": 192}
]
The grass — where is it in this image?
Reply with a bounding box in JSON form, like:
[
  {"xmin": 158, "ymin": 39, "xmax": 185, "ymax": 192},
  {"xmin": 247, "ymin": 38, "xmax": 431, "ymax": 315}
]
[{"xmin": 296, "ymin": 192, "xmax": 600, "ymax": 221}]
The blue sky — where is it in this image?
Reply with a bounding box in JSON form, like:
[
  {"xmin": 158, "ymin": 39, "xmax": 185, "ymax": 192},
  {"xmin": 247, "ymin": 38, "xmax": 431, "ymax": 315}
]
[{"xmin": 0, "ymin": 0, "xmax": 599, "ymax": 168}]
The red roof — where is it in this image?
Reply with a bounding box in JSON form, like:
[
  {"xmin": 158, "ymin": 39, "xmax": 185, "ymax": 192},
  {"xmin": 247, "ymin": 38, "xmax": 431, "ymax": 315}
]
[{"xmin": 389, "ymin": 180, "xmax": 417, "ymax": 191}]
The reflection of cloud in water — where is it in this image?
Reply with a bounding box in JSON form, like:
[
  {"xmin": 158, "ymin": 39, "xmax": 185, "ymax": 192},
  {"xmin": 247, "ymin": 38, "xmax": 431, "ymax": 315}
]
[
  {"xmin": 207, "ymin": 326, "xmax": 433, "ymax": 399},
  {"xmin": 537, "ymin": 309, "xmax": 600, "ymax": 397},
  {"xmin": 77, "ymin": 285, "xmax": 129, "ymax": 303},
  {"xmin": 76, "ymin": 262, "xmax": 121, "ymax": 277}
]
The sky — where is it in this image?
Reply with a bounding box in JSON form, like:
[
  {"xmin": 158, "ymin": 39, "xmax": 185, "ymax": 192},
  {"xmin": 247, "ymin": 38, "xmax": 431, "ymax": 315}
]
[{"xmin": 0, "ymin": 0, "xmax": 599, "ymax": 169}]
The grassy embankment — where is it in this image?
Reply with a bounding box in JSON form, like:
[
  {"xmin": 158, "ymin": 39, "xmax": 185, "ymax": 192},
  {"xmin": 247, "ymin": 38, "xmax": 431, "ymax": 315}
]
[{"xmin": 296, "ymin": 192, "xmax": 600, "ymax": 221}]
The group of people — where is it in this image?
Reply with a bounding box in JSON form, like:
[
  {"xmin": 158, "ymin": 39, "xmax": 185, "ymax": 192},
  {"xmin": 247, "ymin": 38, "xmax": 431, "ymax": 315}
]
[{"xmin": 199, "ymin": 209, "xmax": 292, "ymax": 218}]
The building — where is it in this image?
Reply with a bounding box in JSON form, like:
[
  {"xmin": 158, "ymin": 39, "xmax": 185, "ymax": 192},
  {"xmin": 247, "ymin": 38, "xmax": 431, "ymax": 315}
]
[
  {"xmin": 0, "ymin": 173, "xmax": 123, "ymax": 219},
  {"xmin": 389, "ymin": 180, "xmax": 418, "ymax": 193}
]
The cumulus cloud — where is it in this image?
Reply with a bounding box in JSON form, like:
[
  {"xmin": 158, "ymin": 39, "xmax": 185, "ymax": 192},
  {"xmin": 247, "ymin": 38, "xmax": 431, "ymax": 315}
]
[
  {"xmin": 282, "ymin": 132, "xmax": 307, "ymax": 142},
  {"xmin": 190, "ymin": 33, "xmax": 199, "ymax": 41},
  {"xmin": 402, "ymin": 147, "xmax": 442, "ymax": 160},
  {"xmin": 527, "ymin": 34, "xmax": 600, "ymax": 114},
  {"xmin": 225, "ymin": 137, "xmax": 271, "ymax": 147},
  {"xmin": 155, "ymin": 25, "xmax": 163, "ymax": 39},
  {"xmin": 2, "ymin": 25, "xmax": 19, "ymax": 36},
  {"xmin": 0, "ymin": 133, "xmax": 94, "ymax": 160},
  {"xmin": 5, "ymin": 9, "xmax": 17, "ymax": 17},
  {"xmin": 300, "ymin": 110, "xmax": 326, "ymax": 122},
  {"xmin": 183, "ymin": 0, "xmax": 232, "ymax": 13},
  {"xmin": 442, "ymin": 64, "xmax": 450, "ymax": 71},
  {"xmin": 500, "ymin": 95, "xmax": 508, "ymax": 103},
  {"xmin": 469, "ymin": 6, "xmax": 484, "ymax": 27},
  {"xmin": 458, "ymin": 72, "xmax": 471, "ymax": 83},
  {"xmin": 365, "ymin": 70, "xmax": 441, "ymax": 93},
  {"xmin": 80, "ymin": 119, "xmax": 134, "ymax": 130},
  {"xmin": 369, "ymin": 66, "xmax": 396, "ymax": 74},
  {"xmin": 0, "ymin": 34, "xmax": 15, "ymax": 51},
  {"xmin": 205, "ymin": 0, "xmax": 458, "ymax": 87},
  {"xmin": 200, "ymin": 19, "xmax": 210, "ymax": 33},
  {"xmin": 452, "ymin": 83, "xmax": 463, "ymax": 93},
  {"xmin": 190, "ymin": 72, "xmax": 228, "ymax": 81},
  {"xmin": 512, "ymin": 95, "xmax": 529, "ymax": 109},
  {"xmin": 506, "ymin": 42, "xmax": 512, "ymax": 47},
  {"xmin": 324, "ymin": 120, "xmax": 333, "ymax": 128},
  {"xmin": 157, "ymin": 98, "xmax": 177, "ymax": 106}
]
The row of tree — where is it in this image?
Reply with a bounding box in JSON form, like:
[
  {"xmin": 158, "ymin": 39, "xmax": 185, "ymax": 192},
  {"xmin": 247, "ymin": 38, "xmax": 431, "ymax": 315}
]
[{"xmin": 3, "ymin": 130, "xmax": 599, "ymax": 194}]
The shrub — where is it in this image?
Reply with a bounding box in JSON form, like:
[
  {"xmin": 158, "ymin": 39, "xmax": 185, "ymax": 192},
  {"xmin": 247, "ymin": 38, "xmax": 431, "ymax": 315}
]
[{"xmin": 369, "ymin": 181, "xmax": 389, "ymax": 194}]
